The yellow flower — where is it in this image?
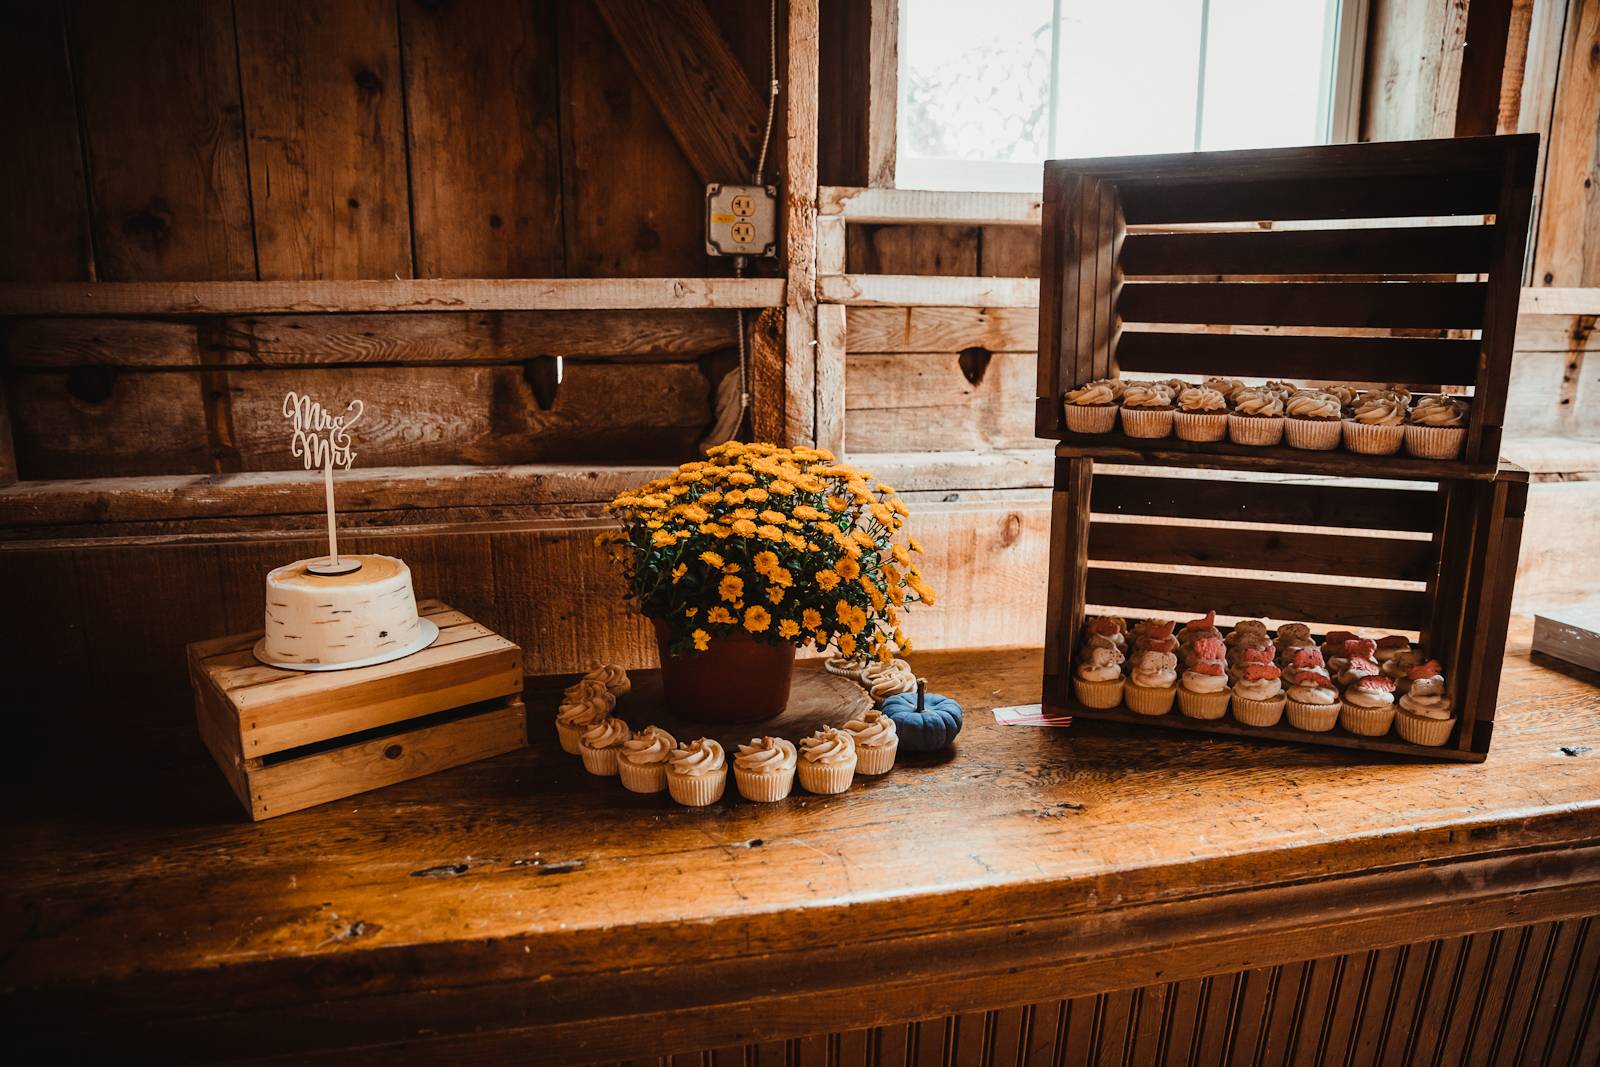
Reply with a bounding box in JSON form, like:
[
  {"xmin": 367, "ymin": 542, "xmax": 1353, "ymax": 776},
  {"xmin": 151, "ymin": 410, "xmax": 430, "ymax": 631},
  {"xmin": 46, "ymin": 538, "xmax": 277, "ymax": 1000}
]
[
  {"xmin": 756, "ymin": 524, "xmax": 784, "ymax": 541},
  {"xmin": 909, "ymin": 537, "xmax": 925, "ymax": 554},
  {"xmin": 850, "ymin": 528, "xmax": 875, "ymax": 548},
  {"xmin": 769, "ymin": 480, "xmax": 795, "ymax": 495},
  {"xmin": 685, "ymin": 606, "xmax": 698, "ymax": 617},
  {"xmin": 732, "ymin": 507, "xmax": 758, "ymax": 520},
  {"xmin": 778, "ymin": 619, "xmax": 800, "ymax": 639},
  {"xmin": 837, "ymin": 632, "xmax": 857, "ymax": 657},
  {"xmin": 719, "ymin": 575, "xmax": 744, "ymax": 602},
  {"xmin": 815, "ymin": 569, "xmax": 840, "ymax": 590},
  {"xmin": 707, "ymin": 606, "xmax": 734, "ymax": 625},
  {"xmin": 700, "ymin": 550, "xmax": 725, "ymax": 569},
  {"xmin": 876, "ymin": 482, "xmax": 895, "ymax": 494},
  {"xmin": 727, "ymin": 471, "xmax": 756, "ymax": 485},
  {"xmin": 681, "ymin": 504, "xmax": 708, "ymax": 523},
  {"xmin": 725, "ymin": 490, "xmax": 747, "ymax": 505},
  {"xmin": 767, "ymin": 585, "xmax": 785, "ymax": 603},
  {"xmin": 753, "ymin": 550, "xmax": 780, "ymax": 576},
  {"xmin": 760, "ymin": 509, "xmax": 787, "ymax": 525},
  {"xmin": 744, "ymin": 605, "xmax": 772, "ymax": 633},
  {"xmin": 891, "ymin": 498, "xmax": 909, "ymax": 517},
  {"xmin": 722, "ymin": 563, "xmax": 741, "ymax": 574},
  {"xmin": 870, "ymin": 503, "xmax": 894, "ymax": 525},
  {"xmin": 731, "ymin": 518, "xmax": 758, "ymax": 537},
  {"xmin": 801, "ymin": 608, "xmax": 822, "ymax": 631},
  {"xmin": 891, "ymin": 544, "xmax": 911, "ymax": 565},
  {"xmin": 699, "ymin": 491, "xmax": 723, "ymax": 505},
  {"xmin": 745, "ymin": 487, "xmax": 769, "ymax": 502},
  {"xmin": 671, "ymin": 563, "xmax": 687, "ymax": 583},
  {"xmin": 691, "ymin": 628, "xmax": 711, "ymax": 652},
  {"xmin": 908, "ymin": 574, "xmax": 936, "ymax": 605},
  {"xmin": 793, "ymin": 504, "xmax": 823, "ymax": 521},
  {"xmin": 651, "ymin": 529, "xmax": 676, "ymax": 547},
  {"xmin": 835, "ymin": 556, "xmax": 861, "ymax": 580},
  {"xmin": 826, "ymin": 495, "xmax": 849, "ymax": 513},
  {"xmin": 770, "ymin": 566, "xmax": 793, "ymax": 587},
  {"xmin": 784, "ymin": 532, "xmax": 807, "ymax": 552}
]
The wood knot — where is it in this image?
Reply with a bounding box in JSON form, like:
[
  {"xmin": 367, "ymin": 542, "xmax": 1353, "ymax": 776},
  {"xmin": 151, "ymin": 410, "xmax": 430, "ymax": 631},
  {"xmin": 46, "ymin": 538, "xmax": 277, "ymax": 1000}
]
[
  {"xmin": 353, "ymin": 68, "xmax": 383, "ymax": 93},
  {"xmin": 957, "ymin": 346, "xmax": 993, "ymax": 386},
  {"xmin": 122, "ymin": 198, "xmax": 172, "ymax": 251},
  {"xmin": 1000, "ymin": 512, "xmax": 1024, "ymax": 546},
  {"xmin": 410, "ymin": 863, "xmax": 469, "ymax": 878},
  {"xmin": 66, "ymin": 365, "xmax": 116, "ymax": 405},
  {"xmin": 383, "ymin": 744, "xmax": 403, "ymax": 760}
]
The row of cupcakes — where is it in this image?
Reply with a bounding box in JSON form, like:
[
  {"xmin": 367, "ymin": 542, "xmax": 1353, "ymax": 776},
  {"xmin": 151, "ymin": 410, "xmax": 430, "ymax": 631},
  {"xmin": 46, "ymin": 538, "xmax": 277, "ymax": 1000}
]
[
  {"xmin": 1062, "ymin": 378, "xmax": 1469, "ymax": 459},
  {"xmin": 553, "ymin": 665, "xmax": 900, "ymax": 806},
  {"xmin": 1073, "ymin": 613, "xmax": 1456, "ymax": 746}
]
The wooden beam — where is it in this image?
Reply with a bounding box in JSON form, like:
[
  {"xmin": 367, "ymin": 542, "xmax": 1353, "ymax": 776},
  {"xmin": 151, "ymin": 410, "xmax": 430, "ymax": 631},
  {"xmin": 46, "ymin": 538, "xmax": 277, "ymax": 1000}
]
[
  {"xmin": 815, "ymin": 303, "xmax": 846, "ymax": 455},
  {"xmin": 0, "ymin": 278, "xmax": 785, "ymax": 316},
  {"xmin": 819, "ymin": 274, "xmax": 1040, "ymax": 308},
  {"xmin": 819, "ymin": 186, "xmax": 1043, "ymax": 226},
  {"xmin": 1455, "ymin": 0, "xmax": 1520, "ymax": 136},
  {"xmin": 591, "ymin": 0, "xmax": 764, "ymax": 185},
  {"xmin": 1519, "ymin": 287, "xmax": 1600, "ymax": 316},
  {"xmin": 785, "ymin": 0, "xmax": 820, "ymax": 447},
  {"xmin": 0, "ymin": 377, "xmax": 16, "ymax": 487},
  {"xmin": 866, "ymin": 0, "xmax": 898, "ymax": 187}
]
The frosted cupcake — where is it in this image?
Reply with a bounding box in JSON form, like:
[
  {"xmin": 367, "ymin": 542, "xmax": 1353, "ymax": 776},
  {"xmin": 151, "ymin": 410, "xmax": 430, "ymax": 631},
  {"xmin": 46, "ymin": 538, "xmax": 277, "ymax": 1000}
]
[
  {"xmin": 1396, "ymin": 661, "xmax": 1455, "ymax": 745},
  {"xmin": 1344, "ymin": 392, "xmax": 1408, "ymax": 455},
  {"xmin": 1326, "ymin": 384, "xmax": 1361, "ymax": 416},
  {"xmin": 1274, "ymin": 622, "xmax": 1316, "ymax": 667},
  {"xmin": 1178, "ymin": 636, "xmax": 1230, "ymax": 719},
  {"xmin": 1062, "ymin": 379, "xmax": 1119, "ymax": 434},
  {"xmin": 1405, "ymin": 395, "xmax": 1469, "ymax": 459},
  {"xmin": 1285, "ymin": 389, "xmax": 1343, "ymax": 450},
  {"xmin": 862, "ymin": 657, "xmax": 916, "ymax": 703},
  {"xmin": 1232, "ymin": 658, "xmax": 1285, "ymax": 726},
  {"xmin": 618, "ymin": 724, "xmax": 678, "ymax": 793},
  {"xmin": 1174, "ymin": 386, "xmax": 1229, "ymax": 442},
  {"xmin": 1341, "ymin": 676, "xmax": 1398, "ymax": 736},
  {"xmin": 823, "ymin": 655, "xmax": 871, "ymax": 681},
  {"xmin": 1285, "ymin": 658, "xmax": 1341, "ymax": 731},
  {"xmin": 1074, "ymin": 642, "xmax": 1126, "ymax": 709},
  {"xmin": 1119, "ymin": 380, "xmax": 1175, "ymax": 438},
  {"xmin": 666, "ymin": 738, "xmax": 727, "ymax": 806},
  {"xmin": 582, "ymin": 663, "xmax": 631, "ymax": 696},
  {"xmin": 1335, "ymin": 641, "xmax": 1381, "ymax": 688},
  {"xmin": 842, "ymin": 709, "xmax": 899, "ymax": 775},
  {"xmin": 1227, "ymin": 386, "xmax": 1286, "ymax": 446},
  {"xmin": 1125, "ymin": 648, "xmax": 1179, "ymax": 716},
  {"xmin": 1382, "ymin": 647, "xmax": 1423, "ymax": 690},
  {"xmin": 1203, "ymin": 376, "xmax": 1246, "ymax": 402},
  {"xmin": 556, "ymin": 680, "xmax": 616, "ymax": 754},
  {"xmin": 733, "ymin": 735, "xmax": 798, "ymax": 801},
  {"xmin": 797, "ymin": 726, "xmax": 857, "ymax": 794},
  {"xmin": 1085, "ymin": 615, "xmax": 1128, "ymax": 652},
  {"xmin": 578, "ymin": 717, "xmax": 631, "ymax": 776}
]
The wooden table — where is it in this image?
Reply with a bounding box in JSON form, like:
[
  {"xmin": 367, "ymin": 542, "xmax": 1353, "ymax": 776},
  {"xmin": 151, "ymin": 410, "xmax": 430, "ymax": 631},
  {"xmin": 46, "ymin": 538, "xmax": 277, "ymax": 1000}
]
[{"xmin": 5, "ymin": 621, "xmax": 1599, "ymax": 1064}]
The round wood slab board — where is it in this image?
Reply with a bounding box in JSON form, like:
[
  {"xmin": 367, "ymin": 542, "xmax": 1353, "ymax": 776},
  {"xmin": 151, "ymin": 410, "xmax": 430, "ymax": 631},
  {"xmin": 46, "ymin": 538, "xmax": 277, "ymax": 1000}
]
[{"xmin": 607, "ymin": 667, "xmax": 873, "ymax": 751}]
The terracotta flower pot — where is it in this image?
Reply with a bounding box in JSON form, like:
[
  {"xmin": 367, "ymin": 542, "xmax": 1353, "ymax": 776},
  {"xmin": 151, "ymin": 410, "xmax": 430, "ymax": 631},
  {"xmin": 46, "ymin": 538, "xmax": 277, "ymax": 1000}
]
[{"xmin": 652, "ymin": 619, "xmax": 795, "ymax": 723}]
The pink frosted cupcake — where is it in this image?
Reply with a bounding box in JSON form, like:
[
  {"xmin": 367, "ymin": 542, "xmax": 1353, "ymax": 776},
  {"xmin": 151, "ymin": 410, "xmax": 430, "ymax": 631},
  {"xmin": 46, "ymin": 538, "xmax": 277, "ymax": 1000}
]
[
  {"xmin": 1062, "ymin": 379, "xmax": 1119, "ymax": 433},
  {"xmin": 1284, "ymin": 390, "xmax": 1343, "ymax": 450},
  {"xmin": 1227, "ymin": 386, "xmax": 1286, "ymax": 446},
  {"xmin": 1396, "ymin": 660, "xmax": 1456, "ymax": 745},
  {"xmin": 733, "ymin": 736, "xmax": 798, "ymax": 801},
  {"xmin": 1405, "ymin": 395, "xmax": 1469, "ymax": 459},
  {"xmin": 1174, "ymin": 386, "xmax": 1228, "ymax": 442},
  {"xmin": 1119, "ymin": 380, "xmax": 1175, "ymax": 438},
  {"xmin": 618, "ymin": 724, "xmax": 678, "ymax": 793},
  {"xmin": 797, "ymin": 726, "xmax": 857, "ymax": 794},
  {"xmin": 1343, "ymin": 392, "xmax": 1408, "ymax": 455},
  {"xmin": 578, "ymin": 717, "xmax": 632, "ymax": 776},
  {"xmin": 1178, "ymin": 636, "xmax": 1230, "ymax": 719},
  {"xmin": 1285, "ymin": 658, "xmax": 1340, "ymax": 731},
  {"xmin": 666, "ymin": 738, "xmax": 727, "ymax": 806},
  {"xmin": 1341, "ymin": 676, "xmax": 1398, "ymax": 736}
]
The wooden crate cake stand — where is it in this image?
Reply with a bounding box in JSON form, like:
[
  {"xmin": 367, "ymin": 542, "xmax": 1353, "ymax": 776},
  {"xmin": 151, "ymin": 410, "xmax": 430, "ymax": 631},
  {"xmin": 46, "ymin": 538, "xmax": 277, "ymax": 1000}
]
[{"xmin": 189, "ymin": 600, "xmax": 525, "ymax": 820}]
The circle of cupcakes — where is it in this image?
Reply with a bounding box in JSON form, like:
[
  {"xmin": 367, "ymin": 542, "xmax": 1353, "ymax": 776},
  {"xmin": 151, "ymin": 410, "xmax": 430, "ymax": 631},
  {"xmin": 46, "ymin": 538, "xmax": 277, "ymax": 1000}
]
[
  {"xmin": 1405, "ymin": 395, "xmax": 1469, "ymax": 459},
  {"xmin": 1174, "ymin": 386, "xmax": 1229, "ymax": 442},
  {"xmin": 1062, "ymin": 378, "xmax": 1120, "ymax": 434},
  {"xmin": 578, "ymin": 717, "xmax": 631, "ymax": 776},
  {"xmin": 1178, "ymin": 636, "xmax": 1231, "ymax": 719},
  {"xmin": 1119, "ymin": 380, "xmax": 1176, "ymax": 438},
  {"xmin": 1343, "ymin": 391, "xmax": 1408, "ymax": 455},
  {"xmin": 1341, "ymin": 675, "xmax": 1398, "ymax": 736},
  {"xmin": 797, "ymin": 726, "xmax": 857, "ymax": 794},
  {"xmin": 862, "ymin": 657, "xmax": 917, "ymax": 703},
  {"xmin": 1125, "ymin": 647, "xmax": 1179, "ymax": 716},
  {"xmin": 842, "ymin": 709, "xmax": 899, "ymax": 775},
  {"xmin": 581, "ymin": 662, "xmax": 631, "ymax": 696},
  {"xmin": 1230, "ymin": 649, "xmax": 1286, "ymax": 727},
  {"xmin": 1284, "ymin": 389, "xmax": 1343, "ymax": 450},
  {"xmin": 733, "ymin": 735, "xmax": 798, "ymax": 801},
  {"xmin": 1226, "ymin": 386, "xmax": 1286, "ymax": 446},
  {"xmin": 1073, "ymin": 619, "xmax": 1127, "ymax": 709},
  {"xmin": 666, "ymin": 738, "xmax": 727, "ymax": 807},
  {"xmin": 1395, "ymin": 660, "xmax": 1456, "ymax": 746},
  {"xmin": 617, "ymin": 724, "xmax": 678, "ymax": 793},
  {"xmin": 556, "ymin": 680, "xmax": 616, "ymax": 754},
  {"xmin": 1284, "ymin": 648, "xmax": 1340, "ymax": 730}
]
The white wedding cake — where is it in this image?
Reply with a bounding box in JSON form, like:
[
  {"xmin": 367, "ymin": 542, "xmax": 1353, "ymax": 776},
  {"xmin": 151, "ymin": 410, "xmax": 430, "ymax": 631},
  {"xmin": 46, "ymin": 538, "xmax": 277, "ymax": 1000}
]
[{"xmin": 260, "ymin": 554, "xmax": 427, "ymax": 668}]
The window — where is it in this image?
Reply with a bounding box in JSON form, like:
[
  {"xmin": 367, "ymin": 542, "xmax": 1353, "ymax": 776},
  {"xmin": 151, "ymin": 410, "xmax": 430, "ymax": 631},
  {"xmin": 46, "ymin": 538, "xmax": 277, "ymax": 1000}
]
[{"xmin": 897, "ymin": 0, "xmax": 1357, "ymax": 192}]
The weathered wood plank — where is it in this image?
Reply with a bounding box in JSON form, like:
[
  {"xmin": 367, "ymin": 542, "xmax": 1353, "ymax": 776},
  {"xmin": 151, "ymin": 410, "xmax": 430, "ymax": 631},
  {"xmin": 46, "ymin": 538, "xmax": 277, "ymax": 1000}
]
[
  {"xmin": 1531, "ymin": 0, "xmax": 1600, "ymax": 289},
  {"xmin": 819, "ymin": 187, "xmax": 1042, "ymax": 226},
  {"xmin": 845, "ymin": 350, "xmax": 1036, "ymax": 453},
  {"xmin": 784, "ymin": 0, "xmax": 819, "ymax": 446},
  {"xmin": 819, "ymin": 274, "xmax": 1040, "ymax": 308}
]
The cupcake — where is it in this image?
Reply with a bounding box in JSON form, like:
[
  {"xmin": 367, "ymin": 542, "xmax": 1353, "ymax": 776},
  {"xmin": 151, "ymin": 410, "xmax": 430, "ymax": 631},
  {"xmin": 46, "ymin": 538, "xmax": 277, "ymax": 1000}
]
[
  {"xmin": 582, "ymin": 663, "xmax": 631, "ymax": 696},
  {"xmin": 823, "ymin": 654, "xmax": 871, "ymax": 681},
  {"xmin": 1341, "ymin": 675, "xmax": 1398, "ymax": 736},
  {"xmin": 1227, "ymin": 386, "xmax": 1286, "ymax": 446},
  {"xmin": 1325, "ymin": 383, "xmax": 1361, "ymax": 415},
  {"xmin": 1232, "ymin": 658, "xmax": 1286, "ymax": 726},
  {"xmin": 1382, "ymin": 648, "xmax": 1424, "ymax": 691},
  {"xmin": 1124, "ymin": 648, "xmax": 1179, "ymax": 715},
  {"xmin": 1285, "ymin": 658, "xmax": 1341, "ymax": 731},
  {"xmin": 666, "ymin": 738, "xmax": 727, "ymax": 806},
  {"xmin": 1174, "ymin": 386, "xmax": 1229, "ymax": 442},
  {"xmin": 1120, "ymin": 381, "xmax": 1176, "ymax": 438},
  {"xmin": 1343, "ymin": 392, "xmax": 1408, "ymax": 455},
  {"xmin": 1274, "ymin": 622, "xmax": 1316, "ymax": 667},
  {"xmin": 1395, "ymin": 660, "xmax": 1456, "ymax": 746},
  {"xmin": 1203, "ymin": 376, "xmax": 1246, "ymax": 402},
  {"xmin": 556, "ymin": 680, "xmax": 616, "ymax": 754},
  {"xmin": 733, "ymin": 735, "xmax": 798, "ymax": 801},
  {"xmin": 797, "ymin": 726, "xmax": 857, "ymax": 794},
  {"xmin": 1073, "ymin": 641, "xmax": 1126, "ymax": 709},
  {"xmin": 1320, "ymin": 629, "xmax": 1361, "ymax": 660},
  {"xmin": 1263, "ymin": 379, "xmax": 1298, "ymax": 402},
  {"xmin": 1178, "ymin": 636, "xmax": 1230, "ymax": 719},
  {"xmin": 1405, "ymin": 395, "xmax": 1469, "ymax": 459},
  {"xmin": 1084, "ymin": 614, "xmax": 1128, "ymax": 653},
  {"xmin": 843, "ymin": 709, "xmax": 899, "ymax": 775},
  {"xmin": 578, "ymin": 717, "xmax": 631, "ymax": 776},
  {"xmin": 1062, "ymin": 379, "xmax": 1119, "ymax": 434},
  {"xmin": 1130, "ymin": 617, "xmax": 1178, "ymax": 657},
  {"xmin": 618, "ymin": 724, "xmax": 678, "ymax": 793},
  {"xmin": 862, "ymin": 657, "xmax": 917, "ymax": 703},
  {"xmin": 1284, "ymin": 390, "xmax": 1343, "ymax": 450},
  {"xmin": 1335, "ymin": 640, "xmax": 1380, "ymax": 687},
  {"xmin": 1225, "ymin": 618, "xmax": 1269, "ymax": 648}
]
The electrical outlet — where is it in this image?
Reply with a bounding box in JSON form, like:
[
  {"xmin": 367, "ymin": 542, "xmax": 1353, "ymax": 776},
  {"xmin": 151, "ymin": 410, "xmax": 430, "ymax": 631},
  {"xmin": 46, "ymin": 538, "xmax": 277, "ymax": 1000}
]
[{"xmin": 705, "ymin": 183, "xmax": 777, "ymax": 257}]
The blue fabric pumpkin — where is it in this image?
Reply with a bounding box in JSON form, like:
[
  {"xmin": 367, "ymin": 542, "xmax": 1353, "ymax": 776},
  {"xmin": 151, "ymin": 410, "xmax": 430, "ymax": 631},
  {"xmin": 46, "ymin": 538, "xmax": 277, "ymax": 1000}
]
[{"xmin": 880, "ymin": 681, "xmax": 963, "ymax": 751}]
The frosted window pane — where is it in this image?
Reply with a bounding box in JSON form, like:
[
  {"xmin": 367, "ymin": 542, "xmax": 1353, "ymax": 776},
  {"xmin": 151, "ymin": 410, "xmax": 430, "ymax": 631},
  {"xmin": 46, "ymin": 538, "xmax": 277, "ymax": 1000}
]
[
  {"xmin": 1054, "ymin": 0, "xmax": 1203, "ymax": 158},
  {"xmin": 1200, "ymin": 0, "xmax": 1332, "ymax": 151}
]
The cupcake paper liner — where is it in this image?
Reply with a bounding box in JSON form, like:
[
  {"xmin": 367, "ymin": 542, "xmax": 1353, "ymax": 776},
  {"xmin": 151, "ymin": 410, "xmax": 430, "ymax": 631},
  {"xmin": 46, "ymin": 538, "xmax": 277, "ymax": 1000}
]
[
  {"xmin": 1340, "ymin": 701, "xmax": 1396, "ymax": 737},
  {"xmin": 579, "ymin": 744, "xmax": 622, "ymax": 776},
  {"xmin": 556, "ymin": 721, "xmax": 586, "ymax": 755},
  {"xmin": 1174, "ymin": 411, "xmax": 1228, "ymax": 442},
  {"xmin": 734, "ymin": 765, "xmax": 796, "ymax": 802},
  {"xmin": 1178, "ymin": 686, "xmax": 1231, "ymax": 720},
  {"xmin": 1120, "ymin": 406, "xmax": 1174, "ymax": 439},
  {"xmin": 797, "ymin": 759, "xmax": 856, "ymax": 795},
  {"xmin": 1227, "ymin": 414, "xmax": 1285, "ymax": 447},
  {"xmin": 1232, "ymin": 695, "xmax": 1286, "ymax": 727},
  {"xmin": 1285, "ymin": 417, "xmax": 1342, "ymax": 451},
  {"xmin": 1342, "ymin": 420, "xmax": 1405, "ymax": 456},
  {"xmin": 854, "ymin": 739, "xmax": 898, "ymax": 776},
  {"xmin": 1064, "ymin": 403, "xmax": 1118, "ymax": 434},
  {"xmin": 1074, "ymin": 676, "xmax": 1126, "ymax": 709},
  {"xmin": 1395, "ymin": 708, "xmax": 1456, "ymax": 747},
  {"xmin": 1123, "ymin": 680, "xmax": 1176, "ymax": 716},
  {"xmin": 667, "ymin": 769, "xmax": 727, "ymax": 807},
  {"xmin": 618, "ymin": 760, "xmax": 668, "ymax": 794},
  {"xmin": 1405, "ymin": 423, "xmax": 1466, "ymax": 460},
  {"xmin": 1286, "ymin": 699, "xmax": 1340, "ymax": 732}
]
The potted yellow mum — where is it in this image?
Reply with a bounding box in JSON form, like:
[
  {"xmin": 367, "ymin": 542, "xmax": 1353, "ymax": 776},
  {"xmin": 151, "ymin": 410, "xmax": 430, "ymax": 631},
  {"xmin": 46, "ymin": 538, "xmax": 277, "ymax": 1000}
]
[{"xmin": 600, "ymin": 443, "xmax": 934, "ymax": 722}]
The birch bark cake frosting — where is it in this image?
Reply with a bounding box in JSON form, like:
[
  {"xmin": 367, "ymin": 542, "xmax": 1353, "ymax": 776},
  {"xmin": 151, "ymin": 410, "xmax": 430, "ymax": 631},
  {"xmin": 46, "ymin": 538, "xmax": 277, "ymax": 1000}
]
[{"xmin": 258, "ymin": 554, "xmax": 432, "ymax": 669}]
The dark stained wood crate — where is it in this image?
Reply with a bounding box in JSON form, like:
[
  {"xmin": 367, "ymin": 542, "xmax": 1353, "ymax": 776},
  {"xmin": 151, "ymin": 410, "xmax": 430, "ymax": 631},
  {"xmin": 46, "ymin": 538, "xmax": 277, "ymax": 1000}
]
[
  {"xmin": 1041, "ymin": 453, "xmax": 1528, "ymax": 761},
  {"xmin": 1034, "ymin": 135, "xmax": 1539, "ymax": 479}
]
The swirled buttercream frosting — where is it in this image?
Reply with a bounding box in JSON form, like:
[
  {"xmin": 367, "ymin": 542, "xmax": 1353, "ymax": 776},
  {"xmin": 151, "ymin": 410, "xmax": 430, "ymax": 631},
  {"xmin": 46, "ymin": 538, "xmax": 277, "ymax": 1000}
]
[{"xmin": 669, "ymin": 737, "xmax": 725, "ymax": 776}]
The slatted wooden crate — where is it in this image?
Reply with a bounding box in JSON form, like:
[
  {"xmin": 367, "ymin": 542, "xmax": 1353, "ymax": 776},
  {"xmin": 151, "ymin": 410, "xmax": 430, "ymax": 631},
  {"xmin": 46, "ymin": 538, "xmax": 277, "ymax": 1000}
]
[
  {"xmin": 1034, "ymin": 135, "xmax": 1538, "ymax": 478},
  {"xmin": 189, "ymin": 599, "xmax": 525, "ymax": 819},
  {"xmin": 1041, "ymin": 455, "xmax": 1528, "ymax": 761}
]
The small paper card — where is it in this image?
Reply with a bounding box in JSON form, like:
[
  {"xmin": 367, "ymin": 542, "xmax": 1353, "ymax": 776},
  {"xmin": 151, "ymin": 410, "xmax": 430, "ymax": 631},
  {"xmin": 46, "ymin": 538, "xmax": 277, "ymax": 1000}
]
[{"xmin": 992, "ymin": 704, "xmax": 1073, "ymax": 728}]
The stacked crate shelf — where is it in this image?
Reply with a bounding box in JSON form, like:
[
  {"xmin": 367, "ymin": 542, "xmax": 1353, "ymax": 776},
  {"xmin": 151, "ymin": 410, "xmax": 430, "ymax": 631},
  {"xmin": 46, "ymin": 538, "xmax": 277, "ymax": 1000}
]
[{"xmin": 1036, "ymin": 135, "xmax": 1537, "ymax": 762}]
